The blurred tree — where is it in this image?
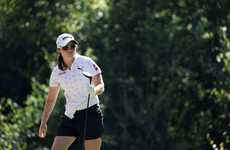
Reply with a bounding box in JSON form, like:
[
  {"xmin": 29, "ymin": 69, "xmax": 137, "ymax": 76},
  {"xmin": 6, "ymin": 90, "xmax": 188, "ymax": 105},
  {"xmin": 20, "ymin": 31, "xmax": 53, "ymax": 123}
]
[
  {"xmin": 0, "ymin": 0, "xmax": 72, "ymax": 104},
  {"xmin": 97, "ymin": 0, "xmax": 230, "ymax": 149}
]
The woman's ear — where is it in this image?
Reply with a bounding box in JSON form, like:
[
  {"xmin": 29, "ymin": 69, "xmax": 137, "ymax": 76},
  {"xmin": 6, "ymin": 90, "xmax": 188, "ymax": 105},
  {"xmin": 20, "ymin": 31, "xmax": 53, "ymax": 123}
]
[{"xmin": 57, "ymin": 48, "xmax": 61, "ymax": 52}]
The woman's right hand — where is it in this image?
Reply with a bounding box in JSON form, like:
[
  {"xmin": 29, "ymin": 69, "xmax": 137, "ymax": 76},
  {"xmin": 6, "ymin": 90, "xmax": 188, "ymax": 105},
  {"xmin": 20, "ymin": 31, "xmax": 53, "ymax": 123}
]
[{"xmin": 39, "ymin": 124, "xmax": 47, "ymax": 138}]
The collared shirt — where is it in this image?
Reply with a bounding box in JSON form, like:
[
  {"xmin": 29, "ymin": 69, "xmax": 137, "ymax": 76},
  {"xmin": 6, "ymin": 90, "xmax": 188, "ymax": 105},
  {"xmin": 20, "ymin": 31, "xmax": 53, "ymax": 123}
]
[{"xmin": 49, "ymin": 54, "xmax": 101, "ymax": 119}]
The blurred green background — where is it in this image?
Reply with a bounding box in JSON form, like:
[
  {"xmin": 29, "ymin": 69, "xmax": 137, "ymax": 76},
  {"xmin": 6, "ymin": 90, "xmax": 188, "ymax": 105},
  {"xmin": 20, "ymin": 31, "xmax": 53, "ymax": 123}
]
[{"xmin": 0, "ymin": 0, "xmax": 230, "ymax": 149}]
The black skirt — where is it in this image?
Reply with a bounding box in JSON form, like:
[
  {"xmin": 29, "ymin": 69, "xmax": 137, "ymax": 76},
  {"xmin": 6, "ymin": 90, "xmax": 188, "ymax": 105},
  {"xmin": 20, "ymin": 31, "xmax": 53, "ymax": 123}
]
[{"xmin": 56, "ymin": 104, "xmax": 104, "ymax": 143}]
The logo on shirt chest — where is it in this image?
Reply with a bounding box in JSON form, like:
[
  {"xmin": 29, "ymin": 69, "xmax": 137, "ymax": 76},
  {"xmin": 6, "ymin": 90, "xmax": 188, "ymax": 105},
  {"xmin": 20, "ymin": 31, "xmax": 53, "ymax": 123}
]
[
  {"xmin": 78, "ymin": 67, "xmax": 83, "ymax": 71},
  {"xmin": 58, "ymin": 72, "xmax": 66, "ymax": 75}
]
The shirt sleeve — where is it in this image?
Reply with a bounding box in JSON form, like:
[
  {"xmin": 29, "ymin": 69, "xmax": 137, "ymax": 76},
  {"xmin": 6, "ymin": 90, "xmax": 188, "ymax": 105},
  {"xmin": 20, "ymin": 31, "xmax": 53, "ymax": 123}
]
[
  {"xmin": 49, "ymin": 68, "xmax": 60, "ymax": 87},
  {"xmin": 84, "ymin": 57, "xmax": 101, "ymax": 77}
]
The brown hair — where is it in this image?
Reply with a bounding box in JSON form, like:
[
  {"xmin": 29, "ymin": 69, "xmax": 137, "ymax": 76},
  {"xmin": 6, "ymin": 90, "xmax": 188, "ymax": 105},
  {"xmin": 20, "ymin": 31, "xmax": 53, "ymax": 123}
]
[{"xmin": 57, "ymin": 53, "xmax": 67, "ymax": 71}]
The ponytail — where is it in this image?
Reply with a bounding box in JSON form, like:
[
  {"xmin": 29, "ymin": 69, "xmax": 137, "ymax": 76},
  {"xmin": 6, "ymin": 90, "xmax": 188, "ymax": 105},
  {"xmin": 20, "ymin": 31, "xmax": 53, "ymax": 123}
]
[{"xmin": 57, "ymin": 53, "xmax": 67, "ymax": 71}]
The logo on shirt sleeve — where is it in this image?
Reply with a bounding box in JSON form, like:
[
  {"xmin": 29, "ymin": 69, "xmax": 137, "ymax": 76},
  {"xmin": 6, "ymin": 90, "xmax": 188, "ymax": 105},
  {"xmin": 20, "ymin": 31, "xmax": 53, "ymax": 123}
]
[{"xmin": 93, "ymin": 64, "xmax": 98, "ymax": 71}]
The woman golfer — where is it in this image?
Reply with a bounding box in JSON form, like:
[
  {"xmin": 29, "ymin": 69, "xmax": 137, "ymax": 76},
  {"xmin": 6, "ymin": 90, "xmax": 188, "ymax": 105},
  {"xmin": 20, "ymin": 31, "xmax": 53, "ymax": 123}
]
[{"xmin": 39, "ymin": 33, "xmax": 104, "ymax": 150}]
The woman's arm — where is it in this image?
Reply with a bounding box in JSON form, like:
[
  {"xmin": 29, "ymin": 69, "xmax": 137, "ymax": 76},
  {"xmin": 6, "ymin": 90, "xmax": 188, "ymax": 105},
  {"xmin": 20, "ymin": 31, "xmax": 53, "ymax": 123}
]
[
  {"xmin": 39, "ymin": 85, "xmax": 60, "ymax": 138},
  {"xmin": 92, "ymin": 73, "xmax": 105, "ymax": 95}
]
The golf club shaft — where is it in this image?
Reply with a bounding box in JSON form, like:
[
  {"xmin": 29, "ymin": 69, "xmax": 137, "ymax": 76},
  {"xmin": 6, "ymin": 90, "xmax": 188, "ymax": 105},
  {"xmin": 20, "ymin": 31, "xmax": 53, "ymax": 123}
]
[{"xmin": 82, "ymin": 78, "xmax": 92, "ymax": 150}]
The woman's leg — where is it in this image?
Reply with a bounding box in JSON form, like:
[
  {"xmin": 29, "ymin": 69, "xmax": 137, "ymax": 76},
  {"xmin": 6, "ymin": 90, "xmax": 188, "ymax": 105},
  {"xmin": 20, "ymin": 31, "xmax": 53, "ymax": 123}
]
[
  {"xmin": 51, "ymin": 136, "xmax": 76, "ymax": 150},
  {"xmin": 84, "ymin": 137, "xmax": 101, "ymax": 150}
]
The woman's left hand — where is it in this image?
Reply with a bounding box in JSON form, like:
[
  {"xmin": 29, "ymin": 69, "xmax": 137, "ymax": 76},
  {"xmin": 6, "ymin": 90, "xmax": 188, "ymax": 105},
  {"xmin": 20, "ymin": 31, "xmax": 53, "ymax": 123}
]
[{"xmin": 87, "ymin": 85, "xmax": 96, "ymax": 95}]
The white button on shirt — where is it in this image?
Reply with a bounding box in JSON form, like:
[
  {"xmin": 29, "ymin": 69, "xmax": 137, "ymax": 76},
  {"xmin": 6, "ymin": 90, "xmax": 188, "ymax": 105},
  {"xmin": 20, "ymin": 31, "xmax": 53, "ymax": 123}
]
[{"xmin": 49, "ymin": 54, "xmax": 102, "ymax": 119}]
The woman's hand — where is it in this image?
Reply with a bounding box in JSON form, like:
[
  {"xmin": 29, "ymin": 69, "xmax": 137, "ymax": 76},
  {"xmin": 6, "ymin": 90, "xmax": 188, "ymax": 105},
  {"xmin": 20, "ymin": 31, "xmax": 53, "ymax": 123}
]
[
  {"xmin": 87, "ymin": 85, "xmax": 96, "ymax": 95},
  {"xmin": 39, "ymin": 124, "xmax": 47, "ymax": 138}
]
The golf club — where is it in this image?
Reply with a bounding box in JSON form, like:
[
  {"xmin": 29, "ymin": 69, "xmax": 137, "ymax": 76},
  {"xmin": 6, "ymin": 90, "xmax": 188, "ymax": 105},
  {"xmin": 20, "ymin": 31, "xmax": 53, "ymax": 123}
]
[{"xmin": 82, "ymin": 72, "xmax": 92, "ymax": 150}]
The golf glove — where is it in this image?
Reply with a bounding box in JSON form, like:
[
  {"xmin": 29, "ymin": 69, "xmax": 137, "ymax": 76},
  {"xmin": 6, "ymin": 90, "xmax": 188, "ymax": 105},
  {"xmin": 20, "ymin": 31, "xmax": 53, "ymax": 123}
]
[{"xmin": 87, "ymin": 85, "xmax": 96, "ymax": 95}]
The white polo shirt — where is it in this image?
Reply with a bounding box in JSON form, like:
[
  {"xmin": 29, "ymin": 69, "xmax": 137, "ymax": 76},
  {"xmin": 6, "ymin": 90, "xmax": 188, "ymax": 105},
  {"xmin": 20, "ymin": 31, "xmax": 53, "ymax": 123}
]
[{"xmin": 49, "ymin": 54, "xmax": 101, "ymax": 119}]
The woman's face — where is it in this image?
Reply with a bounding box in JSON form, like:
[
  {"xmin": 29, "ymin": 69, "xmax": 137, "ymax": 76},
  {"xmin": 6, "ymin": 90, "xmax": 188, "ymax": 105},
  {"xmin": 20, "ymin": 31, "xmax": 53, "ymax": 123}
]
[{"xmin": 58, "ymin": 41, "xmax": 77, "ymax": 58}]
